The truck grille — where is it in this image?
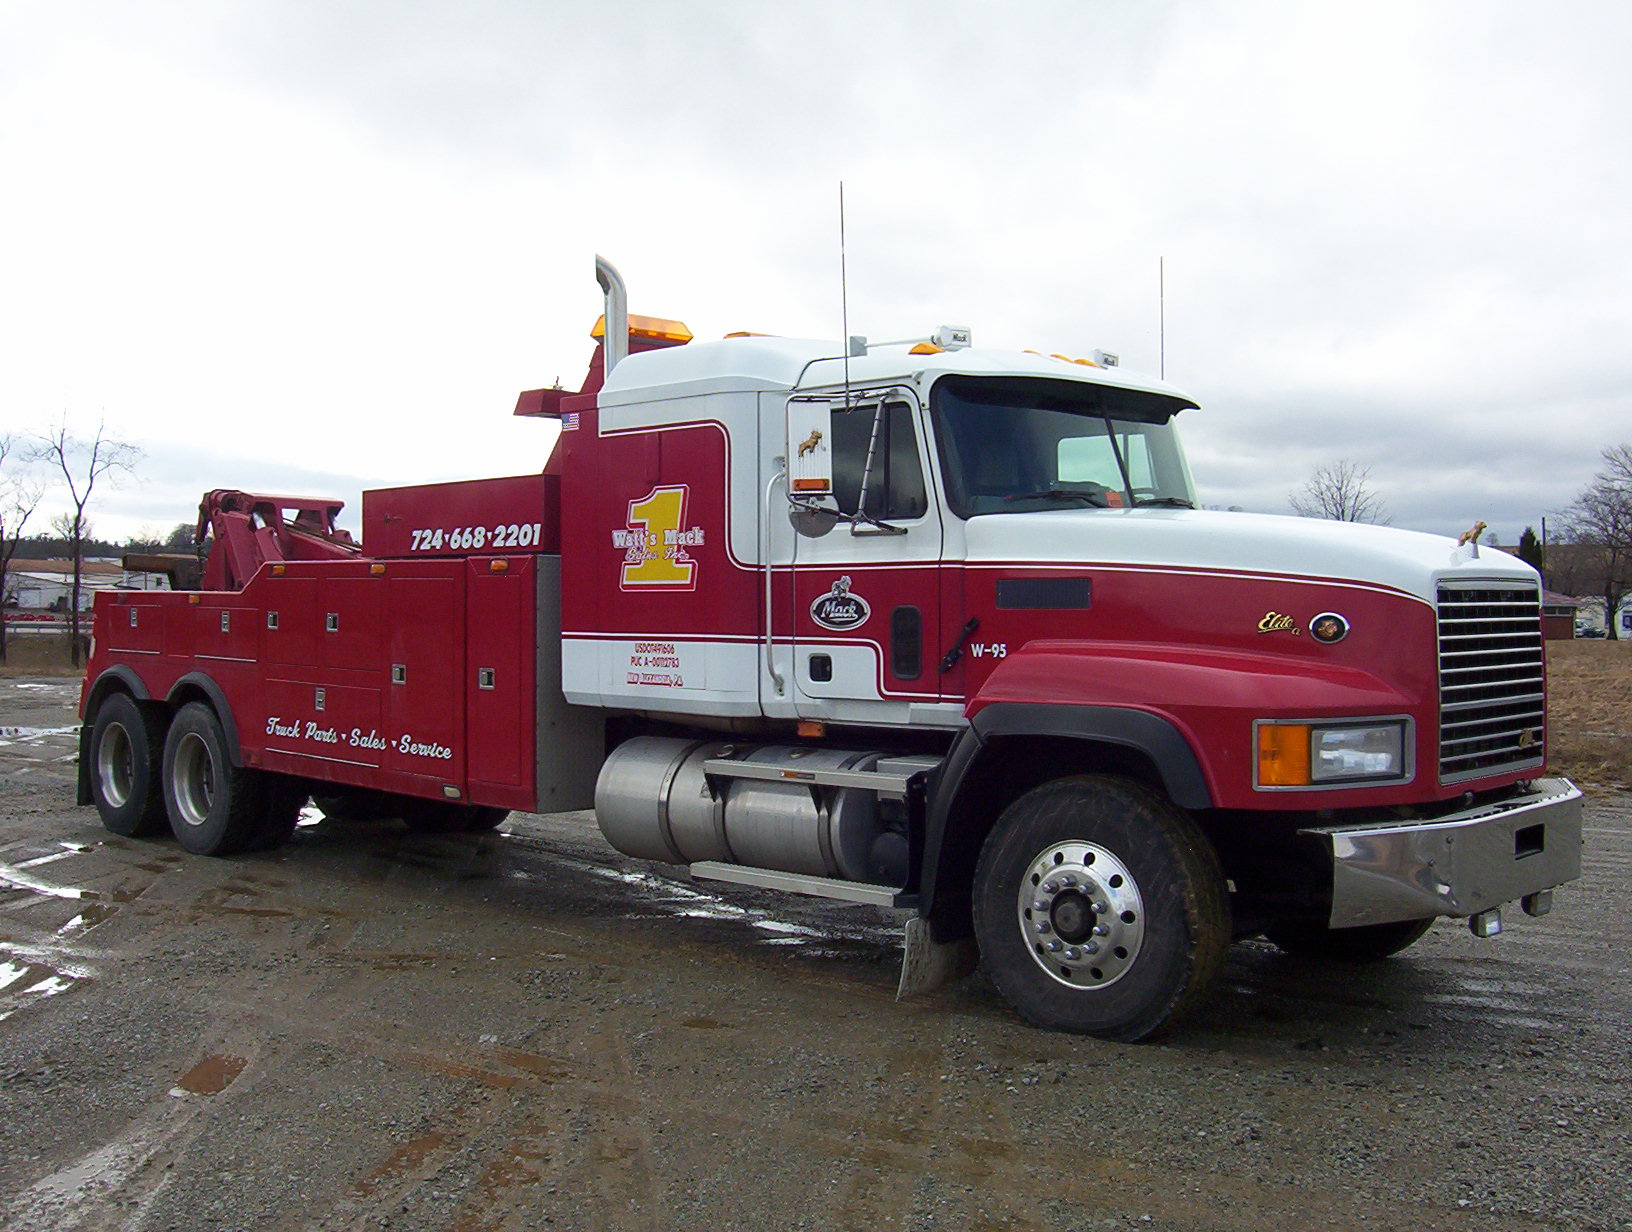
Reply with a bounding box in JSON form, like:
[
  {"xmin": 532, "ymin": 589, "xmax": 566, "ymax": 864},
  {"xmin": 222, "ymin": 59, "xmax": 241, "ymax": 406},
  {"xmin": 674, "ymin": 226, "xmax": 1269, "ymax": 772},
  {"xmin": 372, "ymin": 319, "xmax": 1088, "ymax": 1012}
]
[{"xmin": 1437, "ymin": 582, "xmax": 1546, "ymax": 783}]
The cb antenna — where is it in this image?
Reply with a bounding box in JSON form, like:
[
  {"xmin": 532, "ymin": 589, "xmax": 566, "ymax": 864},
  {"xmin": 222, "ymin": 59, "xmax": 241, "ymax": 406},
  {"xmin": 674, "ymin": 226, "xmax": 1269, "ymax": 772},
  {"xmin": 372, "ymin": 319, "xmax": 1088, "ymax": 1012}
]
[
  {"xmin": 840, "ymin": 181, "xmax": 852, "ymax": 398},
  {"xmin": 1159, "ymin": 255, "xmax": 1166, "ymax": 380}
]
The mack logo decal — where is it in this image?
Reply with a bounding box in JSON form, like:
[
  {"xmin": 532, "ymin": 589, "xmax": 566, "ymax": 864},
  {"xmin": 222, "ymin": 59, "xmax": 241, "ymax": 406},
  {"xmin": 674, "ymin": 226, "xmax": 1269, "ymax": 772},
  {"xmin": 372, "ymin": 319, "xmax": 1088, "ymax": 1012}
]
[
  {"xmin": 1257, "ymin": 611, "xmax": 1300, "ymax": 635},
  {"xmin": 810, "ymin": 576, "xmax": 871, "ymax": 631}
]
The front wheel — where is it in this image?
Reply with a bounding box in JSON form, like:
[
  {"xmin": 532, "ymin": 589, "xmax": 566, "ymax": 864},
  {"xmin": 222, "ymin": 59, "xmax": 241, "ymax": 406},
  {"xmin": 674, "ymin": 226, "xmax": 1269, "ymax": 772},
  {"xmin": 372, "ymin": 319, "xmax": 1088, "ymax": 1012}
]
[
  {"xmin": 1264, "ymin": 917, "xmax": 1434, "ymax": 961},
  {"xmin": 973, "ymin": 776, "xmax": 1229, "ymax": 1042}
]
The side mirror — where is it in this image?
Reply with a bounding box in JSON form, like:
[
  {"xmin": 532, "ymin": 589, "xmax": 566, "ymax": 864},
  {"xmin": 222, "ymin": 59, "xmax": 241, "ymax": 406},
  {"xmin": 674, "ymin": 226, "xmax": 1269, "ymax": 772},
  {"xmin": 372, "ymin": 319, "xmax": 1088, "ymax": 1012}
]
[
  {"xmin": 786, "ymin": 399, "xmax": 833, "ymax": 499},
  {"xmin": 789, "ymin": 503, "xmax": 840, "ymax": 538}
]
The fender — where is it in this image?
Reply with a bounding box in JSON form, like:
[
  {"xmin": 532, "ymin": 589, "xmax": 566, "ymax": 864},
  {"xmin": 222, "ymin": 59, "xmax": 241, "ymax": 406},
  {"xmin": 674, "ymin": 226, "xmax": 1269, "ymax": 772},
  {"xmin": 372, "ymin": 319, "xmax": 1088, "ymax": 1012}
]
[
  {"xmin": 969, "ymin": 640, "xmax": 1423, "ymax": 808},
  {"xmin": 83, "ymin": 664, "xmax": 152, "ymax": 715},
  {"xmin": 165, "ymin": 671, "xmax": 246, "ymax": 767},
  {"xmin": 78, "ymin": 666, "xmax": 154, "ymax": 806}
]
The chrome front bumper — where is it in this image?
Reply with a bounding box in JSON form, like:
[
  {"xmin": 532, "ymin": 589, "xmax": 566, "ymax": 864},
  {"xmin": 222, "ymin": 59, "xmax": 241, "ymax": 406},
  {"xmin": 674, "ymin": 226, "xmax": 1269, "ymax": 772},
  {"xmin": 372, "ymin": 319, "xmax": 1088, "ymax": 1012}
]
[{"xmin": 1301, "ymin": 778, "xmax": 1584, "ymax": 929}]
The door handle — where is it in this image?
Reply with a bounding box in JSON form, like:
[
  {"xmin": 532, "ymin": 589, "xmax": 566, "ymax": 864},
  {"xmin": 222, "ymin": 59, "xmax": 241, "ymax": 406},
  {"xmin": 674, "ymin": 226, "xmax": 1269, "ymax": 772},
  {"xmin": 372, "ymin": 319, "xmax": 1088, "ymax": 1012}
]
[{"xmin": 938, "ymin": 617, "xmax": 980, "ymax": 674}]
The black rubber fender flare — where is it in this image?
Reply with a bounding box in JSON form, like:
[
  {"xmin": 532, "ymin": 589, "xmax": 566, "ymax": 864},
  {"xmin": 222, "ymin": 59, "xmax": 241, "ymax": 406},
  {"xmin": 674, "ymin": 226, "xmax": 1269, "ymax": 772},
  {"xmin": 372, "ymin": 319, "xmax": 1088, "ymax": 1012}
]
[
  {"xmin": 164, "ymin": 671, "xmax": 245, "ymax": 767},
  {"xmin": 78, "ymin": 666, "xmax": 154, "ymax": 806},
  {"xmin": 917, "ymin": 703, "xmax": 1214, "ymax": 930}
]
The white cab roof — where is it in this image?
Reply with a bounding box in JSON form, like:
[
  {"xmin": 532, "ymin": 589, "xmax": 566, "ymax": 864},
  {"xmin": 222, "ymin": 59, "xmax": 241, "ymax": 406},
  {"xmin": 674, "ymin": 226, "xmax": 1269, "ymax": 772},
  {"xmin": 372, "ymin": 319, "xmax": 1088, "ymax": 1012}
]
[{"xmin": 598, "ymin": 335, "xmax": 1198, "ymax": 408}]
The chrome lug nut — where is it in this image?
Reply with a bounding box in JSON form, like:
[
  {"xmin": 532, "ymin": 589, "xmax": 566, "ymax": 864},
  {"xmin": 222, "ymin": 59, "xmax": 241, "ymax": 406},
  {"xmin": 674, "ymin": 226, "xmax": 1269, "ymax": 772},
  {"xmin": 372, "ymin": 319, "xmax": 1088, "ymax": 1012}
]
[
  {"xmin": 1092, "ymin": 924, "xmax": 1109, "ymax": 937},
  {"xmin": 1083, "ymin": 941, "xmax": 1101, "ymax": 955},
  {"xmin": 1064, "ymin": 947, "xmax": 1081, "ymax": 961},
  {"xmin": 1091, "ymin": 901, "xmax": 1108, "ymax": 915},
  {"xmin": 1035, "ymin": 921, "xmax": 1052, "ymax": 934},
  {"xmin": 1046, "ymin": 940, "xmax": 1064, "ymax": 953}
]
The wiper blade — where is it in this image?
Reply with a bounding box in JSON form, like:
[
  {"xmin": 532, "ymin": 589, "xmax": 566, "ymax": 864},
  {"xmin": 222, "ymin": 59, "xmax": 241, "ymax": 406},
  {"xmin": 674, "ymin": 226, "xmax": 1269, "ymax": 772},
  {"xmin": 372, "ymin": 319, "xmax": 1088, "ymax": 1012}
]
[
  {"xmin": 1003, "ymin": 486, "xmax": 1110, "ymax": 507},
  {"xmin": 1133, "ymin": 496, "xmax": 1194, "ymax": 508}
]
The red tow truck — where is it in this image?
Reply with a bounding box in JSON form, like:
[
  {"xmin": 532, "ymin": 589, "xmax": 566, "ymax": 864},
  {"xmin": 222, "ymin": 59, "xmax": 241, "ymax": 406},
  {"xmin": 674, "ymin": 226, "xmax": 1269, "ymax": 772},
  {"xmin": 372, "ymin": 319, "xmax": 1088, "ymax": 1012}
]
[{"xmin": 78, "ymin": 257, "xmax": 1583, "ymax": 1040}]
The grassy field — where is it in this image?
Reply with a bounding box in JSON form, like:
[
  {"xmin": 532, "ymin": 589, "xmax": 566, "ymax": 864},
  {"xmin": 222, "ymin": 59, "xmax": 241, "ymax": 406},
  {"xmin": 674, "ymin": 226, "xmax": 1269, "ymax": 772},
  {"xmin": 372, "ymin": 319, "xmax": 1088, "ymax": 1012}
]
[
  {"xmin": 5, "ymin": 630, "xmax": 1629, "ymax": 791},
  {"xmin": 1543, "ymin": 637, "xmax": 1632, "ymax": 791},
  {"xmin": 0, "ymin": 634, "xmax": 83, "ymax": 677}
]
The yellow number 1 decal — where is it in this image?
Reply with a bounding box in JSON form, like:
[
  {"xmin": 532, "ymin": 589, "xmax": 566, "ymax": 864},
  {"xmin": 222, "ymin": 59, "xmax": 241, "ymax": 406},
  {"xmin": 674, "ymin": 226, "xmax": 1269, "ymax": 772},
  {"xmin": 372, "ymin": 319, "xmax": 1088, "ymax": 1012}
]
[{"xmin": 621, "ymin": 485, "xmax": 696, "ymax": 588}]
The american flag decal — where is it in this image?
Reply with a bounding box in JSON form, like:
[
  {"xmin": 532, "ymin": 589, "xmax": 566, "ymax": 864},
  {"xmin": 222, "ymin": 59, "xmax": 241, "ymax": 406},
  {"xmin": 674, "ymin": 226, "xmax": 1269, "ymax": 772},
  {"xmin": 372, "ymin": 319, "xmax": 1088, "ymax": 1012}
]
[{"xmin": 562, "ymin": 411, "xmax": 580, "ymax": 431}]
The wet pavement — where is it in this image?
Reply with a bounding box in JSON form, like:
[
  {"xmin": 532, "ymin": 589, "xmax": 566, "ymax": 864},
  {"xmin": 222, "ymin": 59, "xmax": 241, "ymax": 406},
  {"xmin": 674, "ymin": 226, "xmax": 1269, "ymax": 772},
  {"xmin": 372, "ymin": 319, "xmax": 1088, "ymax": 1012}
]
[{"xmin": 1, "ymin": 675, "xmax": 1629, "ymax": 1231}]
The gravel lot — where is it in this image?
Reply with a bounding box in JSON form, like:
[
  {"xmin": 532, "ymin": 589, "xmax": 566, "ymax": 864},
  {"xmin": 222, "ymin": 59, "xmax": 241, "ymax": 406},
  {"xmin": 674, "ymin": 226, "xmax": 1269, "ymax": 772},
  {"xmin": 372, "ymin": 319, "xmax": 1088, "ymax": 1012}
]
[{"xmin": 1, "ymin": 675, "xmax": 1628, "ymax": 1231}]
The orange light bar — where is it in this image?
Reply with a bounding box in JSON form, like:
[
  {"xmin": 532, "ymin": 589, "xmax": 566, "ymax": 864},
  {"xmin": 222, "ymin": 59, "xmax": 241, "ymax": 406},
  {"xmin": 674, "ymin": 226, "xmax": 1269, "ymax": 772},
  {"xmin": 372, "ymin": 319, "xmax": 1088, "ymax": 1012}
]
[
  {"xmin": 369, "ymin": 563, "xmax": 386, "ymax": 575},
  {"xmin": 271, "ymin": 564, "xmax": 286, "ymax": 576},
  {"xmin": 909, "ymin": 343, "xmax": 945, "ymax": 355},
  {"xmin": 591, "ymin": 313, "xmax": 694, "ymax": 344},
  {"xmin": 1257, "ymin": 724, "xmax": 1312, "ymax": 787},
  {"xmin": 489, "ymin": 559, "xmax": 509, "ymax": 572}
]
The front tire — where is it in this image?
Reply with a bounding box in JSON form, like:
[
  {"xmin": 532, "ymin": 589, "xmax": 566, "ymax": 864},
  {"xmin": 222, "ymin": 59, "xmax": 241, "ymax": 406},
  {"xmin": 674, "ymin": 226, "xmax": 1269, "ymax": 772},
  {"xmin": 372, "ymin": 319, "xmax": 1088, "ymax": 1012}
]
[
  {"xmin": 973, "ymin": 776, "xmax": 1229, "ymax": 1042},
  {"xmin": 1265, "ymin": 917, "xmax": 1434, "ymax": 961},
  {"xmin": 162, "ymin": 702, "xmax": 264, "ymax": 856},
  {"xmin": 87, "ymin": 693, "xmax": 167, "ymax": 837}
]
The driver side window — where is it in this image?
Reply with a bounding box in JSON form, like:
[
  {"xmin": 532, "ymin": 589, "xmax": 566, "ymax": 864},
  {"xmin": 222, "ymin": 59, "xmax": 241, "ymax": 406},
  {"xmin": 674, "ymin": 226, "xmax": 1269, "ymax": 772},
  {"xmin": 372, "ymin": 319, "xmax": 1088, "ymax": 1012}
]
[{"xmin": 831, "ymin": 402, "xmax": 927, "ymax": 520}]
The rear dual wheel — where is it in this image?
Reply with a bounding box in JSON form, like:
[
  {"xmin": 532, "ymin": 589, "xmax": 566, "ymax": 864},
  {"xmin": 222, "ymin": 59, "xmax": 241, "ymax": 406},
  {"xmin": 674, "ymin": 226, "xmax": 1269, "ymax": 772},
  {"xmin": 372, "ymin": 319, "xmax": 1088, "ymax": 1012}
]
[
  {"xmin": 88, "ymin": 693, "xmax": 168, "ymax": 837},
  {"xmin": 973, "ymin": 775, "xmax": 1230, "ymax": 1042},
  {"xmin": 162, "ymin": 702, "xmax": 303, "ymax": 855}
]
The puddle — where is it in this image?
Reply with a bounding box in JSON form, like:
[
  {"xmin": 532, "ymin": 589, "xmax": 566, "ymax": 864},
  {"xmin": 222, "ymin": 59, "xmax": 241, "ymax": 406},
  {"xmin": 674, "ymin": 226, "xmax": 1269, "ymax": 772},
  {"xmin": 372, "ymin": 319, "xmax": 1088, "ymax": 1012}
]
[
  {"xmin": 0, "ymin": 954, "xmax": 84, "ymax": 1021},
  {"xmin": 169, "ymin": 1054, "xmax": 247, "ymax": 1097}
]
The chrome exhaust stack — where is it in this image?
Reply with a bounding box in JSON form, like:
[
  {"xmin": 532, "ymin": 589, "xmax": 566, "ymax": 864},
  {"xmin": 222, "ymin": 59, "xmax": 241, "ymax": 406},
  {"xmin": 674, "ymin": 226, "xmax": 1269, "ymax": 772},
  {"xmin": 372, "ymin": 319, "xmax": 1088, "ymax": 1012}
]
[{"xmin": 595, "ymin": 255, "xmax": 629, "ymax": 375}]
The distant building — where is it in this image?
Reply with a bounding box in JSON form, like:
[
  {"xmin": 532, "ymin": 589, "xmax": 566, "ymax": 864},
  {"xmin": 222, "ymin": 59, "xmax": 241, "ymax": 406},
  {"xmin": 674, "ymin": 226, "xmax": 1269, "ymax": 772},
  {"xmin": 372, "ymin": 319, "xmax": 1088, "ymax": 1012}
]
[
  {"xmin": 3, "ymin": 559, "xmax": 170, "ymax": 612},
  {"xmin": 1541, "ymin": 590, "xmax": 1580, "ymax": 641}
]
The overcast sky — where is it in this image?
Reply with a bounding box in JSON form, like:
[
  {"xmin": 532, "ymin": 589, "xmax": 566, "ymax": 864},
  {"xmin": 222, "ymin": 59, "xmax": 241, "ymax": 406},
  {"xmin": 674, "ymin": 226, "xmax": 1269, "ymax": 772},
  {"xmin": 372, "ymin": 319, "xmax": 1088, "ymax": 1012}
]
[{"xmin": 3, "ymin": 0, "xmax": 1628, "ymax": 548}]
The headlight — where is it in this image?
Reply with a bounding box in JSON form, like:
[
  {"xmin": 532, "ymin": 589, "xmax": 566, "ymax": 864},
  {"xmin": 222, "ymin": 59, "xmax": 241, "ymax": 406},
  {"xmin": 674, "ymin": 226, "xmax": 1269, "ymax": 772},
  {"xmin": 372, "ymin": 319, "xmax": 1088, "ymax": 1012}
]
[{"xmin": 1257, "ymin": 720, "xmax": 1410, "ymax": 788}]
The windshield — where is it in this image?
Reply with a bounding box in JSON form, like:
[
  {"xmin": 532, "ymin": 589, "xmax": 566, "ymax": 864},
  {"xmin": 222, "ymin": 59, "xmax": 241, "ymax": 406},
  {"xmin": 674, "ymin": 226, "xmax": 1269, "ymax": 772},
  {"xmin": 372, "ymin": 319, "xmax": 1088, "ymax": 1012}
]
[{"xmin": 929, "ymin": 375, "xmax": 1198, "ymax": 518}]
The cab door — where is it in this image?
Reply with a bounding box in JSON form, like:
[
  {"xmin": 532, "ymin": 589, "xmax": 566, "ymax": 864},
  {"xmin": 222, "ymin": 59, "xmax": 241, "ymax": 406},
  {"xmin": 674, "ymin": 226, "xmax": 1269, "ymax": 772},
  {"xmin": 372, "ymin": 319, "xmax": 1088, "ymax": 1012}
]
[{"xmin": 771, "ymin": 389, "xmax": 944, "ymax": 723}]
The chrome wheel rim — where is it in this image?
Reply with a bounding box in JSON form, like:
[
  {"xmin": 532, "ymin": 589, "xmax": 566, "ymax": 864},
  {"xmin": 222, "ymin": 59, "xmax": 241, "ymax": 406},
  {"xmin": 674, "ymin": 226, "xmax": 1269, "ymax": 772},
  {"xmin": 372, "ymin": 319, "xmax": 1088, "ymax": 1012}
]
[
  {"xmin": 96, "ymin": 721, "xmax": 134, "ymax": 809},
  {"xmin": 1016, "ymin": 841, "xmax": 1145, "ymax": 989},
  {"xmin": 172, "ymin": 732, "xmax": 215, "ymax": 827}
]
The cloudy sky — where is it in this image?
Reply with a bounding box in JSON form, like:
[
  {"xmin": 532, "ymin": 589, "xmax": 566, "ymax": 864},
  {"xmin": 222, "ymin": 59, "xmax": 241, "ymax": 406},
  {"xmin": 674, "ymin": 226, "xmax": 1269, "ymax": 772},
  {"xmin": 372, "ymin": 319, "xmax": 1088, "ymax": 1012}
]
[{"xmin": 3, "ymin": 0, "xmax": 1628, "ymax": 547}]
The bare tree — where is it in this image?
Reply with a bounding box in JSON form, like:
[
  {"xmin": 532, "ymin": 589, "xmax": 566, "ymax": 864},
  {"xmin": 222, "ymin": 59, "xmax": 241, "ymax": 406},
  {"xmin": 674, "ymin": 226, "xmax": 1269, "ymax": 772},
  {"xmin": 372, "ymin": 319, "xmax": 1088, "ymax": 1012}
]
[
  {"xmin": 1288, "ymin": 459, "xmax": 1391, "ymax": 524},
  {"xmin": 34, "ymin": 417, "xmax": 141, "ymax": 667},
  {"xmin": 0, "ymin": 435, "xmax": 46, "ymax": 664},
  {"xmin": 1556, "ymin": 443, "xmax": 1632, "ymax": 641}
]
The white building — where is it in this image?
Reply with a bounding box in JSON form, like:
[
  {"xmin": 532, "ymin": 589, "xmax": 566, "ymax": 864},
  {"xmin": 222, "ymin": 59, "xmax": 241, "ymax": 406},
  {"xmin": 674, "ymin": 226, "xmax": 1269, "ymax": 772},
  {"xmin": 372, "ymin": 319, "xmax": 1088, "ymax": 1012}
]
[{"xmin": 3, "ymin": 559, "xmax": 170, "ymax": 612}]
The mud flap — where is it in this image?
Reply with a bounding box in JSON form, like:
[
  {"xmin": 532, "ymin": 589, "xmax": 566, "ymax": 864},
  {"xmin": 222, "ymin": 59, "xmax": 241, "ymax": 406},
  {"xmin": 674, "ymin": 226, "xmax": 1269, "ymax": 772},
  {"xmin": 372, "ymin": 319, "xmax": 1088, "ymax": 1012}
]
[{"xmin": 897, "ymin": 916, "xmax": 978, "ymax": 1000}]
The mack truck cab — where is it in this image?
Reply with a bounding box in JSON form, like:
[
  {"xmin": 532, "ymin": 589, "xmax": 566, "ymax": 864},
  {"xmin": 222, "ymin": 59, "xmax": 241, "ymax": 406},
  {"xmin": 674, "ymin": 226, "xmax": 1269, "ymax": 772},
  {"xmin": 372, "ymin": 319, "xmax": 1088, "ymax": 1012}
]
[{"xmin": 79, "ymin": 257, "xmax": 1584, "ymax": 1041}]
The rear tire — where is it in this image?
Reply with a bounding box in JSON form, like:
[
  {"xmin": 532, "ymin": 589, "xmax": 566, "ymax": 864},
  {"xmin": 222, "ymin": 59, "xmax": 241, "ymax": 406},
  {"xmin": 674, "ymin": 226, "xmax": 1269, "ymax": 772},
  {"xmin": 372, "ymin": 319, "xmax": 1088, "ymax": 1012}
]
[
  {"xmin": 162, "ymin": 702, "xmax": 264, "ymax": 856},
  {"xmin": 87, "ymin": 693, "xmax": 167, "ymax": 837},
  {"xmin": 1265, "ymin": 917, "xmax": 1434, "ymax": 962},
  {"xmin": 973, "ymin": 775, "xmax": 1229, "ymax": 1042}
]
